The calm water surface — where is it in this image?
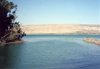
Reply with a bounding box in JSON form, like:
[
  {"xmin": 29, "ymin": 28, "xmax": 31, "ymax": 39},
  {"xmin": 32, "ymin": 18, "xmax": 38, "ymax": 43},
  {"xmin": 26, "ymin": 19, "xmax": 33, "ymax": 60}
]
[{"xmin": 0, "ymin": 35, "xmax": 100, "ymax": 69}]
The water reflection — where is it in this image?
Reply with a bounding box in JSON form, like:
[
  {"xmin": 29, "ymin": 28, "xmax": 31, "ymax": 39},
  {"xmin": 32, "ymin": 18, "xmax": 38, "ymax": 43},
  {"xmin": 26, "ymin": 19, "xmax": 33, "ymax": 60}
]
[
  {"xmin": 0, "ymin": 44, "xmax": 24, "ymax": 68},
  {"xmin": 0, "ymin": 46, "xmax": 5, "ymax": 68}
]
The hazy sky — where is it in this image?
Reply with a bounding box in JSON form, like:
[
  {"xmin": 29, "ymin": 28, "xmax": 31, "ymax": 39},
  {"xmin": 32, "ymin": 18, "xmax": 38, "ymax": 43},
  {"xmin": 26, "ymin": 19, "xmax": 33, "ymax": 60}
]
[{"xmin": 9, "ymin": 0, "xmax": 99, "ymax": 25}]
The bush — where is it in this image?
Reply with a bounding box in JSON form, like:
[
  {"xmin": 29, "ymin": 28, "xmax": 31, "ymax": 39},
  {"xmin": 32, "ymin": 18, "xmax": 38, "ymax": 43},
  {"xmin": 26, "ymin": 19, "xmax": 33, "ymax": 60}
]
[{"xmin": 86, "ymin": 37, "xmax": 89, "ymax": 38}]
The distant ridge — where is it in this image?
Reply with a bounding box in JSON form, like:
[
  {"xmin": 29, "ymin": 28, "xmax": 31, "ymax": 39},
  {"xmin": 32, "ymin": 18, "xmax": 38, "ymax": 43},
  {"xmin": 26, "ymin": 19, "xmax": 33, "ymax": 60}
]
[{"xmin": 21, "ymin": 24, "xmax": 100, "ymax": 35}]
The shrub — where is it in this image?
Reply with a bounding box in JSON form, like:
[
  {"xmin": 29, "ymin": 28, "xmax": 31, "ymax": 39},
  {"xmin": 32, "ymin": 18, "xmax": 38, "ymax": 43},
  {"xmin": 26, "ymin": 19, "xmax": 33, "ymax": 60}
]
[{"xmin": 86, "ymin": 37, "xmax": 89, "ymax": 38}]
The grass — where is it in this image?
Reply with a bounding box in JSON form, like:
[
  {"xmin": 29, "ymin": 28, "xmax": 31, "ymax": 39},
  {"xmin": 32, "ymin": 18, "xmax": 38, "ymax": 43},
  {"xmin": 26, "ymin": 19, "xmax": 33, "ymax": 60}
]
[
  {"xmin": 84, "ymin": 41, "xmax": 92, "ymax": 44},
  {"xmin": 0, "ymin": 41, "xmax": 1, "ymax": 43},
  {"xmin": 66, "ymin": 38, "xmax": 74, "ymax": 40},
  {"xmin": 86, "ymin": 37, "xmax": 89, "ymax": 38}
]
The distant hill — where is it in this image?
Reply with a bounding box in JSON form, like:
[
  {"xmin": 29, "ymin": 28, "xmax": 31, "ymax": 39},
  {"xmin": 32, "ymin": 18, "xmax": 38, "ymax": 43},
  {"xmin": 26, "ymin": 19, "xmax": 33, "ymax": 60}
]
[{"xmin": 21, "ymin": 24, "xmax": 100, "ymax": 35}]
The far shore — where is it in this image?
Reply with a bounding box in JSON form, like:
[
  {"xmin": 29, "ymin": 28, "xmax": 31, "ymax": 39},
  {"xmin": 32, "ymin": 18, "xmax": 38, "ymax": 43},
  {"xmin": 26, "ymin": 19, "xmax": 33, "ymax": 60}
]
[
  {"xmin": 25, "ymin": 34, "xmax": 100, "ymax": 35},
  {"xmin": 21, "ymin": 24, "xmax": 100, "ymax": 35}
]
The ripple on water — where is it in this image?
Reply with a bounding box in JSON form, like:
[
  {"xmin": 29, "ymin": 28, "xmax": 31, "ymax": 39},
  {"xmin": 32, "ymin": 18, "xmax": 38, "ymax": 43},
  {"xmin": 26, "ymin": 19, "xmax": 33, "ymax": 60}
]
[{"xmin": 0, "ymin": 35, "xmax": 100, "ymax": 69}]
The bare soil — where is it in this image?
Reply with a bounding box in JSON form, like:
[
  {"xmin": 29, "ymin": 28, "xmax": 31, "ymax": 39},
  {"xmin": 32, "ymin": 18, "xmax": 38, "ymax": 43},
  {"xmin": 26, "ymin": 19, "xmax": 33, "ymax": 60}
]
[{"xmin": 5, "ymin": 40, "xmax": 25, "ymax": 45}]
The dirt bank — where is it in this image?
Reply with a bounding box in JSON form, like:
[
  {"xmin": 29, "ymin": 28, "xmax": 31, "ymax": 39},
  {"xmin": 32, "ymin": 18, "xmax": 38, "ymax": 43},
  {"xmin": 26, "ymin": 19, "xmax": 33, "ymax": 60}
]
[
  {"xmin": 5, "ymin": 40, "xmax": 25, "ymax": 44},
  {"xmin": 0, "ymin": 40, "xmax": 26, "ymax": 46},
  {"xmin": 83, "ymin": 38, "xmax": 100, "ymax": 46}
]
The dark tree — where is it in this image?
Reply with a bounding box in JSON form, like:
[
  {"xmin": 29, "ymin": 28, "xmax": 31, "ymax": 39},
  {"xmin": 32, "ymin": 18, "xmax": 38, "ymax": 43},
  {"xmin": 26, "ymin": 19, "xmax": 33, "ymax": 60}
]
[{"xmin": 0, "ymin": 0, "xmax": 26, "ymax": 45}]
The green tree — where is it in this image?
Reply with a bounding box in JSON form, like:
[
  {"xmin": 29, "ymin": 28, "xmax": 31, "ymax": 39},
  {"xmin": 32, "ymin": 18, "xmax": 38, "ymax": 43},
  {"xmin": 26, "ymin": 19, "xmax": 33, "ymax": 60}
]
[{"xmin": 0, "ymin": 0, "xmax": 25, "ymax": 45}]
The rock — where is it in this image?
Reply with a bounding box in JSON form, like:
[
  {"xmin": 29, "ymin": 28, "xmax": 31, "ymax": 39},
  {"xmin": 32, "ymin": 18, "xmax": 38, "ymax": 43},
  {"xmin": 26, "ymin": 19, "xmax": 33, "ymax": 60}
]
[{"xmin": 83, "ymin": 38, "xmax": 100, "ymax": 46}]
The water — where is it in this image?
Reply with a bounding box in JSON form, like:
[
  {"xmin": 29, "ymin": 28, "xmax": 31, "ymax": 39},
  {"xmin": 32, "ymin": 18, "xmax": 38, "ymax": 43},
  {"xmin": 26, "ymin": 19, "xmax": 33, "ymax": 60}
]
[{"xmin": 0, "ymin": 35, "xmax": 100, "ymax": 69}]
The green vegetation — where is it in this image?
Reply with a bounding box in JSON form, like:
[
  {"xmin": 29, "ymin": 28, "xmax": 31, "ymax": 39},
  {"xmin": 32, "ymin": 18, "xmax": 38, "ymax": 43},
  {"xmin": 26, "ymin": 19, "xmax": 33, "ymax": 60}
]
[
  {"xmin": 0, "ymin": 41, "xmax": 1, "ymax": 44},
  {"xmin": 0, "ymin": 0, "xmax": 26, "ymax": 46},
  {"xmin": 66, "ymin": 38, "xmax": 74, "ymax": 40},
  {"xmin": 86, "ymin": 37, "xmax": 89, "ymax": 38},
  {"xmin": 84, "ymin": 41, "xmax": 92, "ymax": 44}
]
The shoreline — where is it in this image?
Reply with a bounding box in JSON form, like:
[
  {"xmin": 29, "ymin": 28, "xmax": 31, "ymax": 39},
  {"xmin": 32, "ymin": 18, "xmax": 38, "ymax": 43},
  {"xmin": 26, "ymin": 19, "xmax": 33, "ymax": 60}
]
[
  {"xmin": 4, "ymin": 40, "xmax": 25, "ymax": 45},
  {"xmin": 26, "ymin": 34, "xmax": 100, "ymax": 35},
  {"xmin": 83, "ymin": 38, "xmax": 100, "ymax": 46}
]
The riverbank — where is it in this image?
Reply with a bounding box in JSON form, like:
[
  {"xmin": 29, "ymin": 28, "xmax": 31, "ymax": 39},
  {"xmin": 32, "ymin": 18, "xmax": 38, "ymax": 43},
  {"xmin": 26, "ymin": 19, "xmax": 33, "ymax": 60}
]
[
  {"xmin": 5, "ymin": 40, "xmax": 25, "ymax": 45},
  {"xmin": 83, "ymin": 38, "xmax": 100, "ymax": 46},
  {"xmin": 0, "ymin": 40, "xmax": 25, "ymax": 46}
]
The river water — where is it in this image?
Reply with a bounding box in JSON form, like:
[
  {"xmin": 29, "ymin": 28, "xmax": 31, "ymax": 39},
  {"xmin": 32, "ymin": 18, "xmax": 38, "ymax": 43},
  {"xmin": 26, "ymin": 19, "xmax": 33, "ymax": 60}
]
[{"xmin": 0, "ymin": 35, "xmax": 100, "ymax": 69}]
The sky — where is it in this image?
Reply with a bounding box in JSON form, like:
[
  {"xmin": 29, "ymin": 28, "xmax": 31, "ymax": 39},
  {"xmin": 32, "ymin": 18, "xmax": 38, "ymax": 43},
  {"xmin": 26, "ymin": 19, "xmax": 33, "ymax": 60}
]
[{"xmin": 8, "ymin": 0, "xmax": 99, "ymax": 25}]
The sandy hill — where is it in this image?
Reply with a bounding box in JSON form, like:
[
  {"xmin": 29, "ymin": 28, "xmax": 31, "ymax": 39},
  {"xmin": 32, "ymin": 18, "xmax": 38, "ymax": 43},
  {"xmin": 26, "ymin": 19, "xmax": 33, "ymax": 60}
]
[{"xmin": 21, "ymin": 24, "xmax": 100, "ymax": 35}]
